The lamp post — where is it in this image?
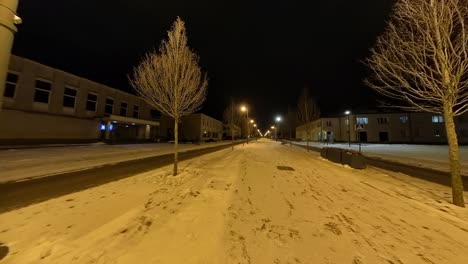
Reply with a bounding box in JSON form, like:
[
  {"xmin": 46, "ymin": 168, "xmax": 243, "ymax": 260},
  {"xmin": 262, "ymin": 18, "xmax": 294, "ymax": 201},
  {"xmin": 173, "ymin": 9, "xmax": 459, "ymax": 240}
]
[
  {"xmin": 275, "ymin": 116, "xmax": 282, "ymax": 141},
  {"xmin": 345, "ymin": 110, "xmax": 351, "ymax": 147},
  {"xmin": 241, "ymin": 106, "xmax": 249, "ymax": 144},
  {"xmin": 0, "ymin": 0, "xmax": 21, "ymax": 111}
]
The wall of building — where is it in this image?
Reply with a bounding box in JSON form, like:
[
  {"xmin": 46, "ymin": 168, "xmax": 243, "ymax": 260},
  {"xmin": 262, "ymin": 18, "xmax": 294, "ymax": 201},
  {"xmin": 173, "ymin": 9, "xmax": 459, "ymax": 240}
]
[
  {"xmin": 179, "ymin": 114, "xmax": 222, "ymax": 141},
  {"xmin": 1, "ymin": 55, "xmax": 161, "ymax": 144},
  {"xmin": 0, "ymin": 109, "xmax": 101, "ymax": 144},
  {"xmin": 296, "ymin": 111, "xmax": 468, "ymax": 144}
]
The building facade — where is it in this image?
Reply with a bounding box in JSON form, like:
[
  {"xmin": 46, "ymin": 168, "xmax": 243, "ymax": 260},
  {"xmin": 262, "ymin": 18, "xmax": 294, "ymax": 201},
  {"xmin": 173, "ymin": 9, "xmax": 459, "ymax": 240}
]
[
  {"xmin": 1, "ymin": 55, "xmax": 161, "ymax": 144},
  {"xmin": 179, "ymin": 113, "xmax": 223, "ymax": 142},
  {"xmin": 296, "ymin": 111, "xmax": 468, "ymax": 144},
  {"xmin": 223, "ymin": 123, "xmax": 241, "ymax": 140}
]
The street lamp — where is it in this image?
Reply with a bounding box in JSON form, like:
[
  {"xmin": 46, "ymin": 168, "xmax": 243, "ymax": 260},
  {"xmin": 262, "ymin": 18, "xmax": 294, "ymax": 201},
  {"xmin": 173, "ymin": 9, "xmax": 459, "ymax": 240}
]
[
  {"xmin": 275, "ymin": 116, "xmax": 282, "ymax": 140},
  {"xmin": 241, "ymin": 105, "xmax": 250, "ymax": 144},
  {"xmin": 345, "ymin": 110, "xmax": 351, "ymax": 147}
]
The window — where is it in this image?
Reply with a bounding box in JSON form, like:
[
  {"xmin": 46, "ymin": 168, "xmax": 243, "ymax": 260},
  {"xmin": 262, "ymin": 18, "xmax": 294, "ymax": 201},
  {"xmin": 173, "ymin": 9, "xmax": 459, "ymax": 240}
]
[
  {"xmin": 432, "ymin": 115, "xmax": 444, "ymax": 123},
  {"xmin": 400, "ymin": 116, "xmax": 408, "ymax": 124},
  {"xmin": 150, "ymin": 110, "xmax": 161, "ymax": 119},
  {"xmin": 133, "ymin": 105, "xmax": 139, "ymax": 118},
  {"xmin": 400, "ymin": 130, "xmax": 407, "ymax": 137},
  {"xmin": 434, "ymin": 130, "xmax": 441, "ymax": 137},
  {"xmin": 461, "ymin": 129, "xmax": 468, "ymax": 137},
  {"xmin": 377, "ymin": 117, "xmax": 388, "ymax": 124},
  {"xmin": 4, "ymin": 72, "xmax": 18, "ymax": 98},
  {"xmin": 326, "ymin": 121, "xmax": 332, "ymax": 127},
  {"xmin": 356, "ymin": 117, "xmax": 369, "ymax": 125},
  {"xmin": 34, "ymin": 79, "xmax": 52, "ymax": 103},
  {"xmin": 120, "ymin": 102, "xmax": 128, "ymax": 116},
  {"xmin": 345, "ymin": 119, "xmax": 349, "ymax": 125},
  {"xmin": 63, "ymin": 87, "xmax": 77, "ymax": 108},
  {"xmin": 86, "ymin": 93, "xmax": 98, "ymax": 112},
  {"xmin": 105, "ymin": 98, "xmax": 114, "ymax": 114}
]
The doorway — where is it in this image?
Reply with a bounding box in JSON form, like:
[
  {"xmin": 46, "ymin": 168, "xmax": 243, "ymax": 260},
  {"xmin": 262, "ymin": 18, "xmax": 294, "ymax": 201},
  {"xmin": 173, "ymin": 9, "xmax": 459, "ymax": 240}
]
[
  {"xmin": 379, "ymin": 132, "xmax": 389, "ymax": 142},
  {"xmin": 358, "ymin": 131, "xmax": 368, "ymax": 142}
]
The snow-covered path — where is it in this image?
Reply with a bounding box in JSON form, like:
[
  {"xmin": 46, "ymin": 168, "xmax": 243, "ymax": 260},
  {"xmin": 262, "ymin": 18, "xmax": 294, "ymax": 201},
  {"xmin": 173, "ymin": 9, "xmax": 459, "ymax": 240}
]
[{"xmin": 1, "ymin": 139, "xmax": 468, "ymax": 263}]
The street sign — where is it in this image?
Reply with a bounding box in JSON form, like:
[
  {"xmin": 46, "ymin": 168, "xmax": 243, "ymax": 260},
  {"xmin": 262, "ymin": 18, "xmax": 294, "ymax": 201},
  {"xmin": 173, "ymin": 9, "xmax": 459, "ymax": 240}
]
[{"xmin": 355, "ymin": 124, "xmax": 364, "ymax": 130}]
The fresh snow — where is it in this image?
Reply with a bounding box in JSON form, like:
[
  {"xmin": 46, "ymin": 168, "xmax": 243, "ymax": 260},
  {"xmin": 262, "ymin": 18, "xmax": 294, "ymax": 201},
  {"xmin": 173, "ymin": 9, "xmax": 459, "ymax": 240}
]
[
  {"xmin": 295, "ymin": 141, "xmax": 468, "ymax": 175},
  {"xmin": 0, "ymin": 139, "xmax": 468, "ymax": 263},
  {"xmin": 0, "ymin": 141, "xmax": 238, "ymax": 183}
]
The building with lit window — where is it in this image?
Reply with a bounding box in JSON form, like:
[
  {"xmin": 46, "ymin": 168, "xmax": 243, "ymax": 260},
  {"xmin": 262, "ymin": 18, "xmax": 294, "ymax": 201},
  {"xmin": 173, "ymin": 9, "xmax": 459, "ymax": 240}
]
[
  {"xmin": 0, "ymin": 55, "xmax": 161, "ymax": 144},
  {"xmin": 296, "ymin": 111, "xmax": 468, "ymax": 144}
]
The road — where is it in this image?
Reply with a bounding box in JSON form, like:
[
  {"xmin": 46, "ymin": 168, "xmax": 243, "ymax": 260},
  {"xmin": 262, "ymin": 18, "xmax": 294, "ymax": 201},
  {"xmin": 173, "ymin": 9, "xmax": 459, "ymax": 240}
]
[{"xmin": 1, "ymin": 139, "xmax": 468, "ymax": 263}]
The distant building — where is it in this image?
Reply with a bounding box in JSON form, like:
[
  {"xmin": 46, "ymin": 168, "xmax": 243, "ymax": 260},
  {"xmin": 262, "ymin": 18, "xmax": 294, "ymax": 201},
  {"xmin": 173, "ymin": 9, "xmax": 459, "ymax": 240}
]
[
  {"xmin": 296, "ymin": 111, "xmax": 468, "ymax": 144},
  {"xmin": 179, "ymin": 113, "xmax": 223, "ymax": 142},
  {"xmin": 223, "ymin": 123, "xmax": 241, "ymax": 139},
  {"xmin": 1, "ymin": 55, "xmax": 161, "ymax": 144}
]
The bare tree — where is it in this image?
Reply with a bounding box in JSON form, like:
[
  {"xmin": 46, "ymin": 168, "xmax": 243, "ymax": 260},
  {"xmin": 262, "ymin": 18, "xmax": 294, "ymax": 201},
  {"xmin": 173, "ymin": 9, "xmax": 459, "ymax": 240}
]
[
  {"xmin": 130, "ymin": 17, "xmax": 208, "ymax": 176},
  {"xmin": 297, "ymin": 87, "xmax": 320, "ymax": 151},
  {"xmin": 223, "ymin": 103, "xmax": 242, "ymax": 127},
  {"xmin": 366, "ymin": 0, "xmax": 468, "ymax": 206}
]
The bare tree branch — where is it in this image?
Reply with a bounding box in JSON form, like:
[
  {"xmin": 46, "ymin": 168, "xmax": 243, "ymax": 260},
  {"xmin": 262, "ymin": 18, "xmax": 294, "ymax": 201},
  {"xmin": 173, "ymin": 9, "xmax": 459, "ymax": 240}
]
[{"xmin": 365, "ymin": 0, "xmax": 468, "ymax": 206}]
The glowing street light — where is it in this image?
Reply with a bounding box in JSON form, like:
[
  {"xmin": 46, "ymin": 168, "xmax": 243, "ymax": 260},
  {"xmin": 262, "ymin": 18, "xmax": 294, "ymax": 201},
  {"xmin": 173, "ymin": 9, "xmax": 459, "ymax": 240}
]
[
  {"xmin": 275, "ymin": 116, "xmax": 282, "ymax": 140},
  {"xmin": 240, "ymin": 105, "xmax": 251, "ymax": 144},
  {"xmin": 345, "ymin": 110, "xmax": 351, "ymax": 147}
]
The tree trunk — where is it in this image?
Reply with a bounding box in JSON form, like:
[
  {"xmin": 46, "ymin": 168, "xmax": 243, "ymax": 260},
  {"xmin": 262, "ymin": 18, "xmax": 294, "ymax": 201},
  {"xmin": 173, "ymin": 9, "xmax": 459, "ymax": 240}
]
[
  {"xmin": 306, "ymin": 131, "xmax": 310, "ymax": 152},
  {"xmin": 173, "ymin": 118, "xmax": 179, "ymax": 176},
  {"xmin": 444, "ymin": 108, "xmax": 465, "ymax": 207}
]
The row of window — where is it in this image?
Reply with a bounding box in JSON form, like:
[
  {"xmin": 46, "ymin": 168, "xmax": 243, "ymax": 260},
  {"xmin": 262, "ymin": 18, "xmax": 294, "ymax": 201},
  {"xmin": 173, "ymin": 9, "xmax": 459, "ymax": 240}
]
[
  {"xmin": 354, "ymin": 115, "xmax": 443, "ymax": 125},
  {"xmin": 4, "ymin": 72, "xmax": 142, "ymax": 118}
]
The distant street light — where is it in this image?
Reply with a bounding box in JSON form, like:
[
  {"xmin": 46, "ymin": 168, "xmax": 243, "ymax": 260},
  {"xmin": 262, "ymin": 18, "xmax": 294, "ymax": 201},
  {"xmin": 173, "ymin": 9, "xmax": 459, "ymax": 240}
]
[
  {"xmin": 275, "ymin": 116, "xmax": 282, "ymax": 140},
  {"xmin": 241, "ymin": 105, "xmax": 250, "ymax": 144},
  {"xmin": 345, "ymin": 110, "xmax": 351, "ymax": 147}
]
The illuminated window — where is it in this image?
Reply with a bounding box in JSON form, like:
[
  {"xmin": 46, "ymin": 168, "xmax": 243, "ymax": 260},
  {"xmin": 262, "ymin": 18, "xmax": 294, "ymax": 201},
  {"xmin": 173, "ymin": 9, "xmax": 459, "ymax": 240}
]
[
  {"xmin": 34, "ymin": 79, "xmax": 52, "ymax": 103},
  {"xmin": 105, "ymin": 98, "xmax": 114, "ymax": 114},
  {"xmin": 63, "ymin": 87, "xmax": 77, "ymax": 108},
  {"xmin": 400, "ymin": 116, "xmax": 408, "ymax": 124},
  {"xmin": 356, "ymin": 117, "xmax": 368, "ymax": 125},
  {"xmin": 432, "ymin": 116, "xmax": 444, "ymax": 123},
  {"xmin": 435, "ymin": 130, "xmax": 441, "ymax": 137},
  {"xmin": 86, "ymin": 93, "xmax": 98, "ymax": 111},
  {"xmin": 4, "ymin": 72, "xmax": 18, "ymax": 98}
]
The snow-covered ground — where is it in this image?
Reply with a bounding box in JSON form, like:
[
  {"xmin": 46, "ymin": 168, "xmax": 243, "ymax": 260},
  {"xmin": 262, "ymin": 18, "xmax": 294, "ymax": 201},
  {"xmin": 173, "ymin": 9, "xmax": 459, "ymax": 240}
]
[
  {"xmin": 1, "ymin": 139, "xmax": 468, "ymax": 263},
  {"xmin": 0, "ymin": 141, "xmax": 239, "ymax": 183},
  {"xmin": 295, "ymin": 141, "xmax": 468, "ymax": 175}
]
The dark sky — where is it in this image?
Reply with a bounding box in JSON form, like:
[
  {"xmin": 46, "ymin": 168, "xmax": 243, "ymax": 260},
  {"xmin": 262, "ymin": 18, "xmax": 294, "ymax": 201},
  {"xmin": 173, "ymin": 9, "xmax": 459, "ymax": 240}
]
[{"xmin": 13, "ymin": 0, "xmax": 394, "ymax": 130}]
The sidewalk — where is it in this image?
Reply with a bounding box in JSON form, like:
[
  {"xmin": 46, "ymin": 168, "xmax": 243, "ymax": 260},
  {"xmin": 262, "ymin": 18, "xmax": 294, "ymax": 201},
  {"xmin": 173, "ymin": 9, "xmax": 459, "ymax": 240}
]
[
  {"xmin": 291, "ymin": 141, "xmax": 468, "ymax": 176},
  {"xmin": 0, "ymin": 141, "xmax": 242, "ymax": 183}
]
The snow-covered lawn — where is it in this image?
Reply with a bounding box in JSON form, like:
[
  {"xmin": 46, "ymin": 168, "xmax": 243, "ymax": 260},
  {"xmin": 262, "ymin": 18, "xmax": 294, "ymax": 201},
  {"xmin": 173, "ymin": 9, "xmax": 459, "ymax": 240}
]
[
  {"xmin": 0, "ymin": 139, "xmax": 468, "ymax": 263},
  {"xmin": 0, "ymin": 141, "xmax": 239, "ymax": 183},
  {"xmin": 295, "ymin": 141, "xmax": 468, "ymax": 175}
]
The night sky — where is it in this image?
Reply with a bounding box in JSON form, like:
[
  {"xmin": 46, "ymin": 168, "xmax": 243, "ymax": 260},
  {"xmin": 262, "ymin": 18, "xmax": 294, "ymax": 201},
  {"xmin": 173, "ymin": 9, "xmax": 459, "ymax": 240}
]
[{"xmin": 13, "ymin": 0, "xmax": 394, "ymax": 130}]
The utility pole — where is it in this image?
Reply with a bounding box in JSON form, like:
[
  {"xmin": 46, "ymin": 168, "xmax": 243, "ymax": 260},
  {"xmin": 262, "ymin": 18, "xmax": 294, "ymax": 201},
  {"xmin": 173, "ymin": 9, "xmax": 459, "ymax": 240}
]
[
  {"xmin": 0, "ymin": 0, "xmax": 20, "ymax": 111},
  {"xmin": 231, "ymin": 99, "xmax": 234, "ymax": 150}
]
